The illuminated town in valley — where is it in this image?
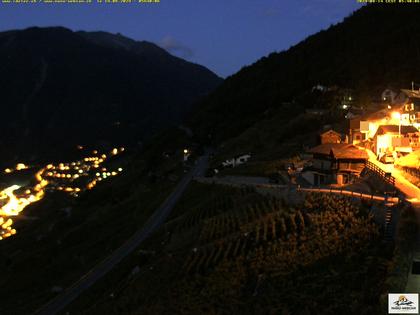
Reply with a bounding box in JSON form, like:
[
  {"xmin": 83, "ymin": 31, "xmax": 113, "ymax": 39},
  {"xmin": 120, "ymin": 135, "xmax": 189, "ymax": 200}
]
[
  {"xmin": 3, "ymin": 5, "xmax": 420, "ymax": 315},
  {"xmin": 0, "ymin": 147, "xmax": 125, "ymax": 240}
]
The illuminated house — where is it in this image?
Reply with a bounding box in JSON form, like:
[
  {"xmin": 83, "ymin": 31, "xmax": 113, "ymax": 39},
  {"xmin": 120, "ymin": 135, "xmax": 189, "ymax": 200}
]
[
  {"xmin": 320, "ymin": 129, "xmax": 342, "ymax": 144},
  {"xmin": 395, "ymin": 89, "xmax": 420, "ymax": 126},
  {"xmin": 373, "ymin": 125, "xmax": 419, "ymax": 156},
  {"xmin": 302, "ymin": 143, "xmax": 368, "ymax": 186},
  {"xmin": 349, "ymin": 109, "xmax": 391, "ymax": 144}
]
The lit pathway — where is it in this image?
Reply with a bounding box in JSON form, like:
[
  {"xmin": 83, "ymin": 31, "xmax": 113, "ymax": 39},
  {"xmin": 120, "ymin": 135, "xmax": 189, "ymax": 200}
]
[
  {"xmin": 364, "ymin": 149, "xmax": 420, "ymax": 293},
  {"xmin": 364, "ymin": 149, "xmax": 420, "ymax": 199}
]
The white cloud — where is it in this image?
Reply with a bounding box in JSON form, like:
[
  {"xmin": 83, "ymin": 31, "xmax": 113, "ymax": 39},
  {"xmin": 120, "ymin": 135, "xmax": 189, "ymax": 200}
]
[{"xmin": 159, "ymin": 36, "xmax": 194, "ymax": 59}]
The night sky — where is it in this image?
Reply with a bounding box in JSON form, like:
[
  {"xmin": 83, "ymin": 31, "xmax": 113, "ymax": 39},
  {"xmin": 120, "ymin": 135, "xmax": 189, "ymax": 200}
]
[{"xmin": 0, "ymin": 0, "xmax": 362, "ymax": 77}]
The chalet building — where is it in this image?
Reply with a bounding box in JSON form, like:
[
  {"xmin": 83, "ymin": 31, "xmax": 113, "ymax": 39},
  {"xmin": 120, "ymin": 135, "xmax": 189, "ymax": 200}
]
[
  {"xmin": 381, "ymin": 88, "xmax": 420, "ymax": 106},
  {"xmin": 373, "ymin": 125, "xmax": 419, "ymax": 156},
  {"xmin": 349, "ymin": 109, "xmax": 390, "ymax": 144},
  {"xmin": 320, "ymin": 129, "xmax": 342, "ymax": 144},
  {"xmin": 395, "ymin": 89, "xmax": 420, "ymax": 105},
  {"xmin": 301, "ymin": 143, "xmax": 368, "ymax": 186},
  {"xmin": 395, "ymin": 89, "xmax": 420, "ymax": 125}
]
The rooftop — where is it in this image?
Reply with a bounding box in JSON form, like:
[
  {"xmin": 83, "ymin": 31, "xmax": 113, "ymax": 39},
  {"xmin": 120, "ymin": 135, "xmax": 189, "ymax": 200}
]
[
  {"xmin": 308, "ymin": 143, "xmax": 368, "ymax": 160},
  {"xmin": 350, "ymin": 109, "xmax": 390, "ymax": 123},
  {"xmin": 375, "ymin": 125, "xmax": 419, "ymax": 135},
  {"xmin": 401, "ymin": 89, "xmax": 420, "ymax": 99},
  {"xmin": 320, "ymin": 129, "xmax": 341, "ymax": 137}
]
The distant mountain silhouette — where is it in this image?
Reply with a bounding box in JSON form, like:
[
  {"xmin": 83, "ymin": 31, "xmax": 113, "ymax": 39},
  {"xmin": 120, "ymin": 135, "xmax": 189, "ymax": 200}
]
[
  {"xmin": 0, "ymin": 27, "xmax": 221, "ymax": 163},
  {"xmin": 188, "ymin": 4, "xmax": 420, "ymax": 144}
]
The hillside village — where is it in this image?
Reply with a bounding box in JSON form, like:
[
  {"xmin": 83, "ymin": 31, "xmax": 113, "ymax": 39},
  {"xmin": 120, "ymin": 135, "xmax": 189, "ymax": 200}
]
[
  {"xmin": 217, "ymin": 86, "xmax": 420, "ymax": 195},
  {"xmin": 301, "ymin": 86, "xmax": 420, "ymax": 188}
]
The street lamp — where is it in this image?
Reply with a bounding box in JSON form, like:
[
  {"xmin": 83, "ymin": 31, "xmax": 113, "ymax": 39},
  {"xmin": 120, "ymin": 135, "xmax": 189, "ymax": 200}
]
[{"xmin": 183, "ymin": 149, "xmax": 189, "ymax": 162}]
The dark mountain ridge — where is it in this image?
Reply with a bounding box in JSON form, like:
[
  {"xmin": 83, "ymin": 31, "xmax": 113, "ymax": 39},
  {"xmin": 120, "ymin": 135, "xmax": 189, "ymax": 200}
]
[
  {"xmin": 0, "ymin": 27, "xmax": 221, "ymax": 164},
  {"xmin": 188, "ymin": 4, "xmax": 420, "ymax": 144}
]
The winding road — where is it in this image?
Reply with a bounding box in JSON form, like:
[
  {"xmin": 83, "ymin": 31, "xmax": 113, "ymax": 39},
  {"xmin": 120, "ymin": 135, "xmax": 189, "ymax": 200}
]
[{"xmin": 34, "ymin": 154, "xmax": 209, "ymax": 315}]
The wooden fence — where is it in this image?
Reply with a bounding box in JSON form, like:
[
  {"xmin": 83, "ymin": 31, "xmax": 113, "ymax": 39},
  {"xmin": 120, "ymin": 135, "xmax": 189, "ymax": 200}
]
[
  {"xmin": 296, "ymin": 186, "xmax": 399, "ymax": 204},
  {"xmin": 365, "ymin": 160, "xmax": 395, "ymax": 186},
  {"xmin": 400, "ymin": 166, "xmax": 420, "ymax": 180}
]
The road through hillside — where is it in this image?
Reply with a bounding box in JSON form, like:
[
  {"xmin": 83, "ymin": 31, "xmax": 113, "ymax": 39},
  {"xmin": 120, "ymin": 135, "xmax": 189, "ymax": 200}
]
[{"xmin": 34, "ymin": 154, "xmax": 208, "ymax": 315}]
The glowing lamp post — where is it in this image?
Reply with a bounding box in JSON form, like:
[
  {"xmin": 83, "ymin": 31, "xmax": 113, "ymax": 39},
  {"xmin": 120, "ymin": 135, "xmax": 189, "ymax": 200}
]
[{"xmin": 183, "ymin": 149, "xmax": 189, "ymax": 162}]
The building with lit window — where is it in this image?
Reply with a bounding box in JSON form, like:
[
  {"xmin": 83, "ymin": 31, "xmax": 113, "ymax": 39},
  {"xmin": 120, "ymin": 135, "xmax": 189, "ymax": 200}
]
[
  {"xmin": 373, "ymin": 125, "xmax": 419, "ymax": 157},
  {"xmin": 302, "ymin": 143, "xmax": 368, "ymax": 186},
  {"xmin": 396, "ymin": 89, "xmax": 420, "ymax": 126}
]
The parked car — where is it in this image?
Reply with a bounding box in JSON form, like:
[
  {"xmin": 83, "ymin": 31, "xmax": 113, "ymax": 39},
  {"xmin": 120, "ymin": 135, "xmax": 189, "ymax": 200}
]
[{"xmin": 380, "ymin": 154, "xmax": 394, "ymax": 164}]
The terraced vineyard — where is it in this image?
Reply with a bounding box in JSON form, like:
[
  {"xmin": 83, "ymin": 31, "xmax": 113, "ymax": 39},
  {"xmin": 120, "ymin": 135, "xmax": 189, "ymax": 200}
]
[
  {"xmin": 180, "ymin": 190, "xmax": 378, "ymax": 276},
  {"xmin": 81, "ymin": 183, "xmax": 390, "ymax": 315}
]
